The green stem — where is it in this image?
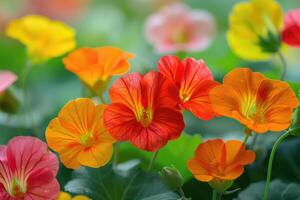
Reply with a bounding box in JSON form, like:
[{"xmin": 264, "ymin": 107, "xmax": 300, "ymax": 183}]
[
  {"xmin": 217, "ymin": 193, "xmax": 223, "ymax": 200},
  {"xmin": 263, "ymin": 130, "xmax": 291, "ymax": 200},
  {"xmin": 277, "ymin": 51, "xmax": 287, "ymax": 81},
  {"xmin": 250, "ymin": 134, "xmax": 258, "ymax": 149},
  {"xmin": 212, "ymin": 189, "xmax": 218, "ymax": 200},
  {"xmin": 178, "ymin": 188, "xmax": 186, "ymax": 198},
  {"xmin": 243, "ymin": 134, "xmax": 250, "ymax": 144},
  {"xmin": 147, "ymin": 150, "xmax": 159, "ymax": 171},
  {"xmin": 113, "ymin": 142, "xmax": 119, "ymax": 169}
]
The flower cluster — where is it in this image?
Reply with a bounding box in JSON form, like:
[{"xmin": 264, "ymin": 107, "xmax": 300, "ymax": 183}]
[{"xmin": 1, "ymin": 1, "xmax": 299, "ymax": 199}]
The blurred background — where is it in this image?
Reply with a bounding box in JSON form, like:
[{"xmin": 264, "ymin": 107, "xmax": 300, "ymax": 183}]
[{"xmin": 0, "ymin": 0, "xmax": 300, "ymax": 199}]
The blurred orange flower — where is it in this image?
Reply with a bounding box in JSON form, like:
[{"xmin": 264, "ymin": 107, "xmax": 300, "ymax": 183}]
[
  {"xmin": 63, "ymin": 47, "xmax": 135, "ymax": 95},
  {"xmin": 46, "ymin": 98, "xmax": 115, "ymax": 169},
  {"xmin": 210, "ymin": 68, "xmax": 298, "ymax": 133},
  {"xmin": 187, "ymin": 139, "xmax": 255, "ymax": 182}
]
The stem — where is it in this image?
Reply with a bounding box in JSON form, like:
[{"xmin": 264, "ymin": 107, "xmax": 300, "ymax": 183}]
[
  {"xmin": 250, "ymin": 134, "xmax": 258, "ymax": 149},
  {"xmin": 243, "ymin": 134, "xmax": 250, "ymax": 144},
  {"xmin": 178, "ymin": 188, "xmax": 186, "ymax": 198},
  {"xmin": 99, "ymin": 94, "xmax": 107, "ymax": 104},
  {"xmin": 147, "ymin": 150, "xmax": 159, "ymax": 171},
  {"xmin": 113, "ymin": 142, "xmax": 119, "ymax": 169},
  {"xmin": 263, "ymin": 130, "xmax": 291, "ymax": 200},
  {"xmin": 277, "ymin": 51, "xmax": 287, "ymax": 81},
  {"xmin": 212, "ymin": 189, "xmax": 218, "ymax": 200},
  {"xmin": 217, "ymin": 193, "xmax": 223, "ymax": 200}
]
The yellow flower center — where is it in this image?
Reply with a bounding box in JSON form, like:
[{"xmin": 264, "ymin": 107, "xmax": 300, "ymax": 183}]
[
  {"xmin": 241, "ymin": 95, "xmax": 257, "ymax": 119},
  {"xmin": 137, "ymin": 108, "xmax": 153, "ymax": 128},
  {"xmin": 9, "ymin": 176, "xmax": 26, "ymax": 198},
  {"xmin": 180, "ymin": 93, "xmax": 190, "ymax": 102},
  {"xmin": 80, "ymin": 132, "xmax": 95, "ymax": 147}
]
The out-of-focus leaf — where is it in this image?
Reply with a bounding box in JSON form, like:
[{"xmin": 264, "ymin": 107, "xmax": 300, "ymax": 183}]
[
  {"xmin": 288, "ymin": 82, "xmax": 300, "ymax": 99},
  {"xmin": 119, "ymin": 132, "xmax": 202, "ymax": 181},
  {"xmin": 235, "ymin": 180, "xmax": 300, "ymax": 200},
  {"xmin": 290, "ymin": 106, "xmax": 300, "ymax": 137},
  {"xmin": 65, "ymin": 164, "xmax": 180, "ymax": 200}
]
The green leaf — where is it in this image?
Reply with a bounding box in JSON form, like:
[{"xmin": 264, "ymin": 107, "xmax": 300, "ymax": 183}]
[
  {"xmin": 236, "ymin": 180, "xmax": 300, "ymax": 200},
  {"xmin": 288, "ymin": 82, "xmax": 300, "ymax": 99},
  {"xmin": 119, "ymin": 133, "xmax": 202, "ymax": 181},
  {"xmin": 65, "ymin": 164, "xmax": 180, "ymax": 200},
  {"xmin": 290, "ymin": 106, "xmax": 300, "ymax": 137}
]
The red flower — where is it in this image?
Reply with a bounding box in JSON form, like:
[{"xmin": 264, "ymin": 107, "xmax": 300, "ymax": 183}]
[
  {"xmin": 158, "ymin": 55, "xmax": 219, "ymax": 120},
  {"xmin": 104, "ymin": 71, "xmax": 185, "ymax": 151},
  {"xmin": 282, "ymin": 9, "xmax": 300, "ymax": 47}
]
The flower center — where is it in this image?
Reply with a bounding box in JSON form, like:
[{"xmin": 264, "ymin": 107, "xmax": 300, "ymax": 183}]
[
  {"xmin": 180, "ymin": 93, "xmax": 190, "ymax": 102},
  {"xmin": 138, "ymin": 109, "xmax": 153, "ymax": 128},
  {"xmin": 80, "ymin": 132, "xmax": 95, "ymax": 147},
  {"xmin": 9, "ymin": 176, "xmax": 26, "ymax": 198},
  {"xmin": 241, "ymin": 95, "xmax": 257, "ymax": 119}
]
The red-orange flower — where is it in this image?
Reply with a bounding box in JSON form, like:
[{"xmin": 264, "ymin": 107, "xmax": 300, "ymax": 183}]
[
  {"xmin": 104, "ymin": 71, "xmax": 185, "ymax": 151},
  {"xmin": 63, "ymin": 47, "xmax": 135, "ymax": 94},
  {"xmin": 187, "ymin": 139, "xmax": 255, "ymax": 182},
  {"xmin": 210, "ymin": 68, "xmax": 298, "ymax": 133},
  {"xmin": 158, "ymin": 55, "xmax": 219, "ymax": 120}
]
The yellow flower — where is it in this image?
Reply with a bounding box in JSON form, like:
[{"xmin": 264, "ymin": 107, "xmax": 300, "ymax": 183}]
[
  {"xmin": 56, "ymin": 192, "xmax": 90, "ymax": 200},
  {"xmin": 227, "ymin": 0, "xmax": 283, "ymax": 61},
  {"xmin": 6, "ymin": 15, "xmax": 76, "ymax": 63}
]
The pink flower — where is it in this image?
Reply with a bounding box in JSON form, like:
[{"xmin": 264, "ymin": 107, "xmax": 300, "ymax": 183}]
[
  {"xmin": 0, "ymin": 71, "xmax": 17, "ymax": 94},
  {"xmin": 0, "ymin": 136, "xmax": 60, "ymax": 200},
  {"xmin": 144, "ymin": 3, "xmax": 216, "ymax": 53},
  {"xmin": 282, "ymin": 9, "xmax": 300, "ymax": 47}
]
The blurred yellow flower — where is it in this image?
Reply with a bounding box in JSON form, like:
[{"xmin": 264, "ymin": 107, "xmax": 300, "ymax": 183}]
[
  {"xmin": 56, "ymin": 192, "xmax": 90, "ymax": 200},
  {"xmin": 227, "ymin": 0, "xmax": 283, "ymax": 61},
  {"xmin": 6, "ymin": 15, "xmax": 76, "ymax": 63}
]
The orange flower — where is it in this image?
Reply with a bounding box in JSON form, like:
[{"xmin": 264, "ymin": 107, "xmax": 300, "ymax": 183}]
[
  {"xmin": 63, "ymin": 47, "xmax": 135, "ymax": 94},
  {"xmin": 46, "ymin": 98, "xmax": 115, "ymax": 169},
  {"xmin": 210, "ymin": 68, "xmax": 298, "ymax": 133},
  {"xmin": 187, "ymin": 139, "xmax": 255, "ymax": 182}
]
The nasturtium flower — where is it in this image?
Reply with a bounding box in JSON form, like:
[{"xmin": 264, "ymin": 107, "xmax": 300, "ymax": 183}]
[
  {"xmin": 0, "ymin": 70, "xmax": 17, "ymax": 94},
  {"xmin": 0, "ymin": 136, "xmax": 60, "ymax": 199},
  {"xmin": 56, "ymin": 192, "xmax": 90, "ymax": 200},
  {"xmin": 158, "ymin": 55, "xmax": 219, "ymax": 120},
  {"xmin": 145, "ymin": 3, "xmax": 216, "ymax": 53},
  {"xmin": 26, "ymin": 0, "xmax": 89, "ymax": 22},
  {"xmin": 104, "ymin": 71, "xmax": 185, "ymax": 152},
  {"xmin": 227, "ymin": 0, "xmax": 283, "ymax": 61},
  {"xmin": 210, "ymin": 68, "xmax": 299, "ymax": 133},
  {"xmin": 282, "ymin": 9, "xmax": 300, "ymax": 47},
  {"xmin": 63, "ymin": 47, "xmax": 135, "ymax": 95},
  {"xmin": 187, "ymin": 139, "xmax": 255, "ymax": 182},
  {"xmin": 6, "ymin": 15, "xmax": 76, "ymax": 63},
  {"xmin": 46, "ymin": 98, "xmax": 115, "ymax": 169}
]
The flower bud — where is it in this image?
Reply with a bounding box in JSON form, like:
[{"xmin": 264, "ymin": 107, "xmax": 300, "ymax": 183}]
[
  {"xmin": 159, "ymin": 165, "xmax": 184, "ymax": 191},
  {"xmin": 0, "ymin": 90, "xmax": 19, "ymax": 114}
]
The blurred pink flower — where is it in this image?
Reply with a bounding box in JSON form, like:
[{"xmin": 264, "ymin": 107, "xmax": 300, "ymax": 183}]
[
  {"xmin": 0, "ymin": 71, "xmax": 17, "ymax": 94},
  {"xmin": 144, "ymin": 3, "xmax": 216, "ymax": 53},
  {"xmin": 24, "ymin": 0, "xmax": 89, "ymax": 22},
  {"xmin": 282, "ymin": 9, "xmax": 300, "ymax": 47},
  {"xmin": 0, "ymin": 136, "xmax": 60, "ymax": 199}
]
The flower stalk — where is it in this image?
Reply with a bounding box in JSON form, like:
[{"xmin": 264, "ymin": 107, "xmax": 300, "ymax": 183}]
[
  {"xmin": 263, "ymin": 130, "xmax": 291, "ymax": 200},
  {"xmin": 148, "ymin": 150, "xmax": 159, "ymax": 171}
]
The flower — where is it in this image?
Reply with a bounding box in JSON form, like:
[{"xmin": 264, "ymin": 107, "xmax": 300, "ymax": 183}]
[
  {"xmin": 227, "ymin": 0, "xmax": 283, "ymax": 61},
  {"xmin": 158, "ymin": 55, "xmax": 219, "ymax": 120},
  {"xmin": 144, "ymin": 3, "xmax": 215, "ymax": 53},
  {"xmin": 187, "ymin": 139, "xmax": 255, "ymax": 182},
  {"xmin": 25, "ymin": 0, "xmax": 89, "ymax": 22},
  {"xmin": 282, "ymin": 9, "xmax": 300, "ymax": 47},
  {"xmin": 210, "ymin": 68, "xmax": 299, "ymax": 133},
  {"xmin": 46, "ymin": 98, "xmax": 115, "ymax": 169},
  {"xmin": 6, "ymin": 15, "xmax": 76, "ymax": 63},
  {"xmin": 0, "ymin": 136, "xmax": 60, "ymax": 199},
  {"xmin": 104, "ymin": 71, "xmax": 185, "ymax": 151},
  {"xmin": 0, "ymin": 70, "xmax": 17, "ymax": 94},
  {"xmin": 63, "ymin": 47, "xmax": 135, "ymax": 95},
  {"xmin": 56, "ymin": 192, "xmax": 90, "ymax": 200}
]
